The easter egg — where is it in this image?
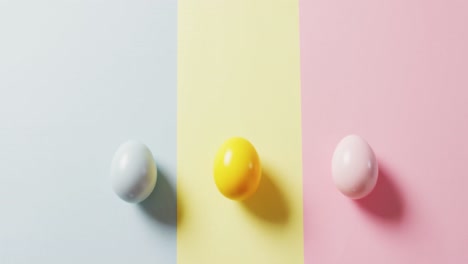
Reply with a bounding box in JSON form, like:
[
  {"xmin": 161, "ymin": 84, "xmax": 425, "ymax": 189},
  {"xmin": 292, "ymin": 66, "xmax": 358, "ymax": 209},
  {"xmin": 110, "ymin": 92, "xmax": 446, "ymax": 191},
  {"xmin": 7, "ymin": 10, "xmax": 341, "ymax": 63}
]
[
  {"xmin": 110, "ymin": 140, "xmax": 157, "ymax": 203},
  {"xmin": 214, "ymin": 137, "xmax": 261, "ymax": 200},
  {"xmin": 332, "ymin": 135, "xmax": 378, "ymax": 199}
]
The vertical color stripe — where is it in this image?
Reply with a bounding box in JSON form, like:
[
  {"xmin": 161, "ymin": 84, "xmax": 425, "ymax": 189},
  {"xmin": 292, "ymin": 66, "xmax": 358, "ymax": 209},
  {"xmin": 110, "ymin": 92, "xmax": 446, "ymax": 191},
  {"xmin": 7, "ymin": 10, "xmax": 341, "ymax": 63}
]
[
  {"xmin": 178, "ymin": 1, "xmax": 304, "ymax": 263},
  {"xmin": 300, "ymin": 0, "xmax": 468, "ymax": 263},
  {"xmin": 0, "ymin": 1, "xmax": 177, "ymax": 262}
]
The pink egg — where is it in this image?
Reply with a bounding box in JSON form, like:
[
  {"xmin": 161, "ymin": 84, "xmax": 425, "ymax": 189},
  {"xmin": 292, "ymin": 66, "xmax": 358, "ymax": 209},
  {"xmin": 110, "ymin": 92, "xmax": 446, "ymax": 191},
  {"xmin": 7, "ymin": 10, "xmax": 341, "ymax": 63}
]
[{"xmin": 331, "ymin": 135, "xmax": 378, "ymax": 199}]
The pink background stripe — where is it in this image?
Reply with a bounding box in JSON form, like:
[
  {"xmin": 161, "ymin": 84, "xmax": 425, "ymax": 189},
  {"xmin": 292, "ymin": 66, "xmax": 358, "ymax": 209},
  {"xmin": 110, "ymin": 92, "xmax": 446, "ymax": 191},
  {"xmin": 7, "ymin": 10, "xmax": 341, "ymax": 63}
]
[{"xmin": 300, "ymin": 0, "xmax": 468, "ymax": 263}]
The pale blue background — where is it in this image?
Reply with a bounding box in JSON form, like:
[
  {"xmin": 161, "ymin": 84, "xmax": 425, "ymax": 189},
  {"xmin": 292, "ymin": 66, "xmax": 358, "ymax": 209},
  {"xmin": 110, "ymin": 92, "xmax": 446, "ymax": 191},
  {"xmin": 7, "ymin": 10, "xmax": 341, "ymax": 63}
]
[{"xmin": 0, "ymin": 1, "xmax": 177, "ymax": 263}]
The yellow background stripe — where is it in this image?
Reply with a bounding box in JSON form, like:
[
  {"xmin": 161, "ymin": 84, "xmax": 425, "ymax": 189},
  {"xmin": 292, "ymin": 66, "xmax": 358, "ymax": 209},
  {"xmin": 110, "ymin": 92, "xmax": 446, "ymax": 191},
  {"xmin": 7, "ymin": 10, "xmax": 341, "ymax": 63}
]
[{"xmin": 178, "ymin": 1, "xmax": 303, "ymax": 263}]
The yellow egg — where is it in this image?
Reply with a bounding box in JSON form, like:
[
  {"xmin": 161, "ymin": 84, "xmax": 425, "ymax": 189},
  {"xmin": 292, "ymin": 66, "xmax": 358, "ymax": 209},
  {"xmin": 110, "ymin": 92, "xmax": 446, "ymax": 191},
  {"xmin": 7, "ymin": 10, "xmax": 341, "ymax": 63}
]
[{"xmin": 213, "ymin": 137, "xmax": 262, "ymax": 200}]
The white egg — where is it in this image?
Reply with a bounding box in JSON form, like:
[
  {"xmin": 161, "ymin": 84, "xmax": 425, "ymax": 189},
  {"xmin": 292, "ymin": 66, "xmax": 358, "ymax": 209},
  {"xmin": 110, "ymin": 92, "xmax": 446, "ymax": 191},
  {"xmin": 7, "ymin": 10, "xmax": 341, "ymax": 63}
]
[
  {"xmin": 332, "ymin": 135, "xmax": 378, "ymax": 199},
  {"xmin": 110, "ymin": 140, "xmax": 157, "ymax": 203}
]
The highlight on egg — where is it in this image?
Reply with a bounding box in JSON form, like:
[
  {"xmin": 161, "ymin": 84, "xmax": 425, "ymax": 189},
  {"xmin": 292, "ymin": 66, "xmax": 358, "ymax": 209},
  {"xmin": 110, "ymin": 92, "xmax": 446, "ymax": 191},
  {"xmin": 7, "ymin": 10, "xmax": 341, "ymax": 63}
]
[
  {"xmin": 331, "ymin": 134, "xmax": 378, "ymax": 199},
  {"xmin": 110, "ymin": 140, "xmax": 157, "ymax": 203}
]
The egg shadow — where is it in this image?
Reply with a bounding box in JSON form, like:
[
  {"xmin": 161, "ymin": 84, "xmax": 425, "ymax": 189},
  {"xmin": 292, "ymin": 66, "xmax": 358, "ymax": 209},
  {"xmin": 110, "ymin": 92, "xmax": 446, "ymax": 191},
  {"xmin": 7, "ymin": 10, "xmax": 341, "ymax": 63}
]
[
  {"xmin": 242, "ymin": 168, "xmax": 290, "ymax": 225},
  {"xmin": 355, "ymin": 163, "xmax": 404, "ymax": 222},
  {"xmin": 139, "ymin": 165, "xmax": 177, "ymax": 227}
]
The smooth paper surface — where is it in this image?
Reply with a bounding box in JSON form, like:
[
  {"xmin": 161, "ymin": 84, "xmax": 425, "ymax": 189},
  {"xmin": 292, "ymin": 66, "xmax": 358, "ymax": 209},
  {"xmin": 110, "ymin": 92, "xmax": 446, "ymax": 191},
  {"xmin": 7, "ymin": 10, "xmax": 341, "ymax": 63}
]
[
  {"xmin": 300, "ymin": 0, "xmax": 468, "ymax": 263},
  {"xmin": 0, "ymin": 1, "xmax": 177, "ymax": 263},
  {"xmin": 178, "ymin": 1, "xmax": 304, "ymax": 263}
]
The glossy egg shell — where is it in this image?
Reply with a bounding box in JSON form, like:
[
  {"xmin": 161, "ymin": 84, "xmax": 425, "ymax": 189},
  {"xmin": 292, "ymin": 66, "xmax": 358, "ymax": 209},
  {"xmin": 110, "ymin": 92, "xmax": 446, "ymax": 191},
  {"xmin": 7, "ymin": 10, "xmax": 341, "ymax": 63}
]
[
  {"xmin": 332, "ymin": 135, "xmax": 378, "ymax": 199},
  {"xmin": 110, "ymin": 140, "xmax": 157, "ymax": 203},
  {"xmin": 213, "ymin": 137, "xmax": 261, "ymax": 200}
]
